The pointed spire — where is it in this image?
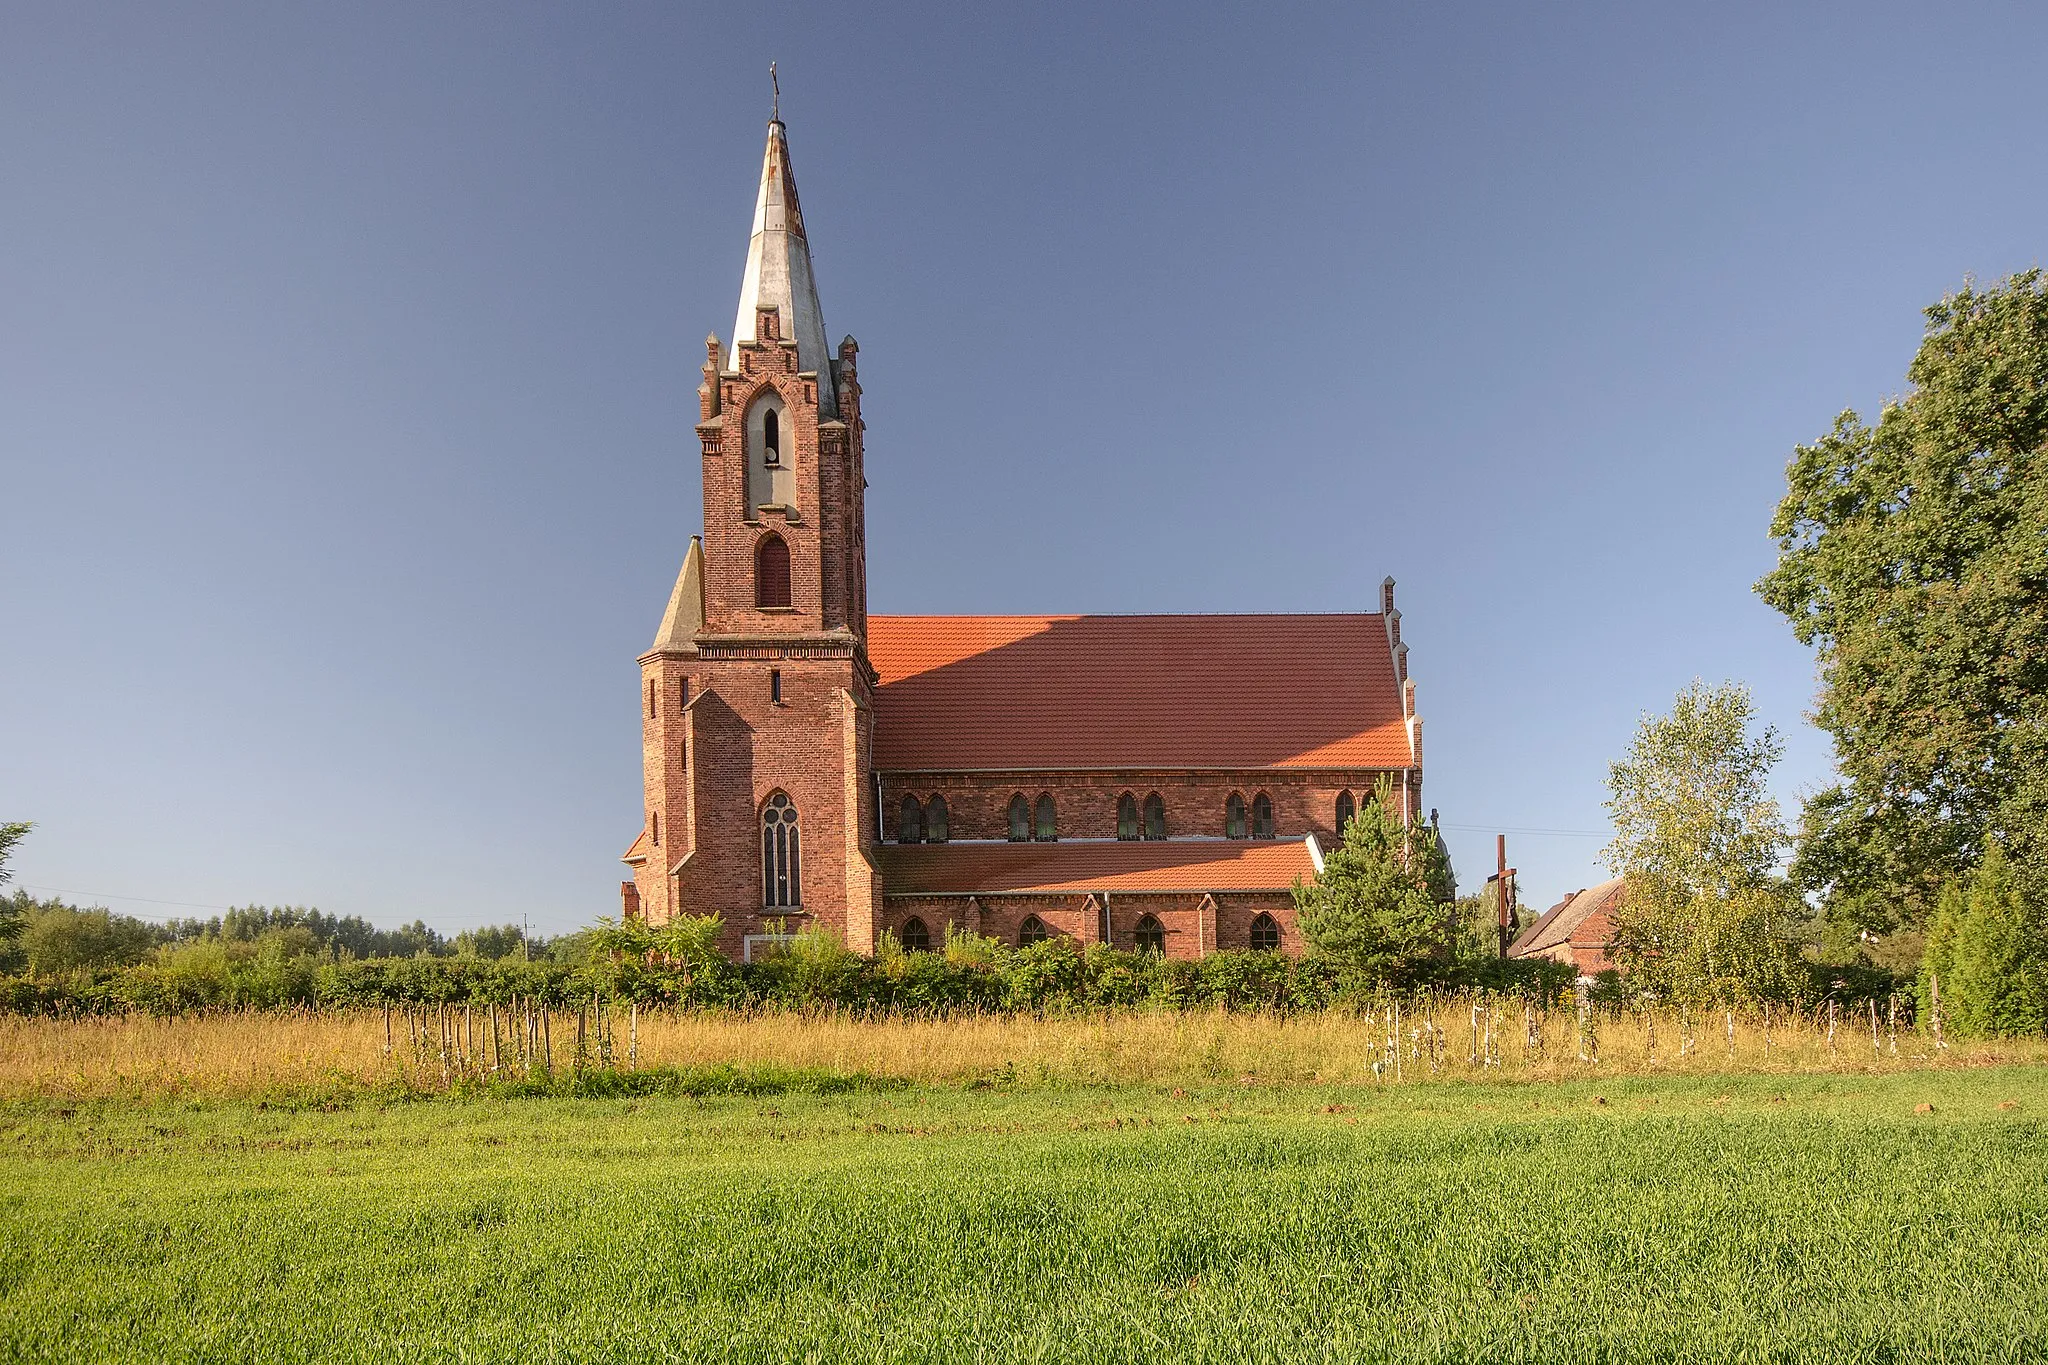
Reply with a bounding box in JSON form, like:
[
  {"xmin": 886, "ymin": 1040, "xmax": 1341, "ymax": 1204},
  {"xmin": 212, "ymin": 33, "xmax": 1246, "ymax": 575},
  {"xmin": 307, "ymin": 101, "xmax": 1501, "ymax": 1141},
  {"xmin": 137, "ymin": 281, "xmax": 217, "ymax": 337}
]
[
  {"xmin": 650, "ymin": 537, "xmax": 705, "ymax": 653},
  {"xmin": 730, "ymin": 116, "xmax": 837, "ymax": 416}
]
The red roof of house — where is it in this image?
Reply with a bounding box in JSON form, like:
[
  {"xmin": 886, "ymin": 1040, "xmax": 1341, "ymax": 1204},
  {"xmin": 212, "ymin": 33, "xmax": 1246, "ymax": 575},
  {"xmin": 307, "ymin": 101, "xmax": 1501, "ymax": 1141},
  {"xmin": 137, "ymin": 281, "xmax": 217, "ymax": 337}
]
[
  {"xmin": 866, "ymin": 614, "xmax": 1409, "ymax": 771},
  {"xmin": 875, "ymin": 839, "xmax": 1318, "ymax": 896},
  {"xmin": 621, "ymin": 830, "xmax": 650, "ymax": 864},
  {"xmin": 1509, "ymin": 877, "xmax": 1625, "ymax": 970}
]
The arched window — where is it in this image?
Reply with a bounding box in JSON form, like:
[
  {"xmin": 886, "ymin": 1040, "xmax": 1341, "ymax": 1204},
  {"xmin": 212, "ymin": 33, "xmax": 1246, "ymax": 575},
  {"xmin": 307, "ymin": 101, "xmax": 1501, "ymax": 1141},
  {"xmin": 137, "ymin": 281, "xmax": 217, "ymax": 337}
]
[
  {"xmin": 755, "ymin": 534, "xmax": 791, "ymax": 609},
  {"xmin": 1134, "ymin": 914, "xmax": 1166, "ymax": 954},
  {"xmin": 1143, "ymin": 793, "xmax": 1166, "ymax": 841},
  {"xmin": 1116, "ymin": 793, "xmax": 1139, "ymax": 841},
  {"xmin": 925, "ymin": 795, "xmax": 949, "ymax": 844},
  {"xmin": 1251, "ymin": 793, "xmax": 1275, "ymax": 840},
  {"xmin": 899, "ymin": 916, "xmax": 931, "ymax": 952},
  {"xmin": 761, "ymin": 792, "xmax": 801, "ymax": 907},
  {"xmin": 1249, "ymin": 912, "xmax": 1281, "ymax": 951},
  {"xmin": 1034, "ymin": 793, "xmax": 1057, "ymax": 842},
  {"xmin": 1225, "ymin": 792, "xmax": 1247, "ymax": 840},
  {"xmin": 897, "ymin": 795, "xmax": 924, "ymax": 845},
  {"xmin": 747, "ymin": 392, "xmax": 793, "ymax": 511},
  {"xmin": 1008, "ymin": 794, "xmax": 1031, "ymax": 842},
  {"xmin": 1335, "ymin": 790, "xmax": 1355, "ymax": 836},
  {"xmin": 1018, "ymin": 914, "xmax": 1049, "ymax": 947}
]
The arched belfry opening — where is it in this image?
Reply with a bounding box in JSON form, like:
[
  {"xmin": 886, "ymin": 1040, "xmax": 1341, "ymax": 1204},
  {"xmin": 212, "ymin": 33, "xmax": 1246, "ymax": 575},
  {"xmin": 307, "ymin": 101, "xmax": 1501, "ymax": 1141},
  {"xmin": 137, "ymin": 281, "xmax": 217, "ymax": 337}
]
[{"xmin": 747, "ymin": 390, "xmax": 794, "ymax": 514}]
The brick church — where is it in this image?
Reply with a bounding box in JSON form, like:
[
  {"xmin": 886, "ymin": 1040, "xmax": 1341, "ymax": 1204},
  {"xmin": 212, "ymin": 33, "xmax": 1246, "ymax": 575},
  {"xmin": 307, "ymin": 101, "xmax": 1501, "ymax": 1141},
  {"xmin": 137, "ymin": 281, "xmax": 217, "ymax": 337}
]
[{"xmin": 622, "ymin": 115, "xmax": 1424, "ymax": 961}]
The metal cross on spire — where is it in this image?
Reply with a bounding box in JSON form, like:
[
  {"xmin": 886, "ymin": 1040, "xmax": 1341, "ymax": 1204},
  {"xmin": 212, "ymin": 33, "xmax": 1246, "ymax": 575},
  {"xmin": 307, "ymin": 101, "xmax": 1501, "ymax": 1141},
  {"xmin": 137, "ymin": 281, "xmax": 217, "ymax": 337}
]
[{"xmin": 770, "ymin": 61, "xmax": 779, "ymax": 122}]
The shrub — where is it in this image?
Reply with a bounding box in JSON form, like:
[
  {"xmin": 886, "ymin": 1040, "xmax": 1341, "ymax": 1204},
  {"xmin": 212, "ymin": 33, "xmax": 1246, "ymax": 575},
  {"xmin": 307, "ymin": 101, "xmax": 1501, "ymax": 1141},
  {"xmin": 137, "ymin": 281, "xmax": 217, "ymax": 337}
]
[
  {"xmin": 1197, "ymin": 950, "xmax": 1292, "ymax": 1011},
  {"xmin": 1006, "ymin": 937, "xmax": 1085, "ymax": 1012}
]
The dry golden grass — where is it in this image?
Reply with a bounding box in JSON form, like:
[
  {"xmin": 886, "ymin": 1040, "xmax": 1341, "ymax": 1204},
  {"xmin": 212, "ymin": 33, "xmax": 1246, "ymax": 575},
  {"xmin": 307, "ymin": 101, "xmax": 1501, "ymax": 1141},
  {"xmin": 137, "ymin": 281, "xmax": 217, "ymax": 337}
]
[{"xmin": 4, "ymin": 999, "xmax": 2042, "ymax": 1100}]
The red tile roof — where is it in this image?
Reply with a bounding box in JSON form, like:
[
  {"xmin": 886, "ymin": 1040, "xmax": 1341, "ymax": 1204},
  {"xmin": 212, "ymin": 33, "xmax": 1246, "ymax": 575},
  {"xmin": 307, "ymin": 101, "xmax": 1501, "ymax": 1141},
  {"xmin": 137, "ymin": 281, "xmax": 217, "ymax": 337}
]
[
  {"xmin": 875, "ymin": 839, "xmax": 1318, "ymax": 896},
  {"xmin": 621, "ymin": 830, "xmax": 650, "ymax": 864},
  {"xmin": 867, "ymin": 614, "xmax": 1409, "ymax": 771},
  {"xmin": 1510, "ymin": 877, "xmax": 1625, "ymax": 970}
]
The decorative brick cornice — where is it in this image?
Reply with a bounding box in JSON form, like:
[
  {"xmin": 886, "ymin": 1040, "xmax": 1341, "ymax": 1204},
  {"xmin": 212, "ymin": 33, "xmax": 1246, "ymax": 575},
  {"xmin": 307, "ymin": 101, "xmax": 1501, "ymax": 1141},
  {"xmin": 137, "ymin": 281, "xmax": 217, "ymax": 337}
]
[{"xmin": 873, "ymin": 765, "xmax": 1408, "ymax": 782}]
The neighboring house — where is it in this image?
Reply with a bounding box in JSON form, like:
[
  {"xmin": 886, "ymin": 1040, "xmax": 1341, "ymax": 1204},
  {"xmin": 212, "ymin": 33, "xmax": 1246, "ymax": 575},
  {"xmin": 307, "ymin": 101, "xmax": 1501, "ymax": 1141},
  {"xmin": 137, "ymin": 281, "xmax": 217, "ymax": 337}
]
[
  {"xmin": 1508, "ymin": 878, "xmax": 1626, "ymax": 975},
  {"xmin": 621, "ymin": 114, "xmax": 1426, "ymax": 961}
]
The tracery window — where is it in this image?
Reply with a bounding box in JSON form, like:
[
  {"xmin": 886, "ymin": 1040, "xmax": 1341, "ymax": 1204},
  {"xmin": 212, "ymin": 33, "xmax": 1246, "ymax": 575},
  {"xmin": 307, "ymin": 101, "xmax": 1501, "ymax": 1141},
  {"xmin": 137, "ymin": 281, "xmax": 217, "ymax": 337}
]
[
  {"xmin": 925, "ymin": 795, "xmax": 949, "ymax": 844},
  {"xmin": 898, "ymin": 795, "xmax": 924, "ymax": 845},
  {"xmin": 1335, "ymin": 790, "xmax": 1355, "ymax": 837},
  {"xmin": 1251, "ymin": 793, "xmax": 1275, "ymax": 840},
  {"xmin": 1018, "ymin": 915, "xmax": 1049, "ymax": 948},
  {"xmin": 1134, "ymin": 914, "xmax": 1166, "ymax": 954},
  {"xmin": 1034, "ymin": 794, "xmax": 1057, "ymax": 842},
  {"xmin": 1249, "ymin": 912, "xmax": 1281, "ymax": 951},
  {"xmin": 1008, "ymin": 794, "xmax": 1031, "ymax": 843},
  {"xmin": 1116, "ymin": 793, "xmax": 1140, "ymax": 841},
  {"xmin": 761, "ymin": 792, "xmax": 801, "ymax": 907},
  {"xmin": 900, "ymin": 916, "xmax": 931, "ymax": 952},
  {"xmin": 1225, "ymin": 792, "xmax": 1248, "ymax": 840},
  {"xmin": 1143, "ymin": 793, "xmax": 1166, "ymax": 841}
]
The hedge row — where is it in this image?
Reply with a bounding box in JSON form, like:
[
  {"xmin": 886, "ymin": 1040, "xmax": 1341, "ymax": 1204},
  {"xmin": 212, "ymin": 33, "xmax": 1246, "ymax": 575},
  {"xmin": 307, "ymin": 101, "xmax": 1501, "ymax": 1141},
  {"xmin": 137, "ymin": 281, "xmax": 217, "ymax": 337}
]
[{"xmin": 0, "ymin": 939, "xmax": 1579, "ymax": 1017}]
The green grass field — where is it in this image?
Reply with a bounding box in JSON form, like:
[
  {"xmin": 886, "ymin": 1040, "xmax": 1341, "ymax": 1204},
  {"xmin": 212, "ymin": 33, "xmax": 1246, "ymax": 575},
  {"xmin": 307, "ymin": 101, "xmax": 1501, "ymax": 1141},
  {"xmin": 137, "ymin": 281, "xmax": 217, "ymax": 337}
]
[{"xmin": 4, "ymin": 1069, "xmax": 2046, "ymax": 1363}]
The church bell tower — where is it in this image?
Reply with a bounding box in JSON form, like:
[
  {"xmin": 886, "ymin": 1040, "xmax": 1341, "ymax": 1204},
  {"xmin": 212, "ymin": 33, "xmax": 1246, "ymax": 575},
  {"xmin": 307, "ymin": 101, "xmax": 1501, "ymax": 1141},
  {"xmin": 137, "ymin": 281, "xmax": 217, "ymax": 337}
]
[{"xmin": 627, "ymin": 111, "xmax": 877, "ymax": 956}]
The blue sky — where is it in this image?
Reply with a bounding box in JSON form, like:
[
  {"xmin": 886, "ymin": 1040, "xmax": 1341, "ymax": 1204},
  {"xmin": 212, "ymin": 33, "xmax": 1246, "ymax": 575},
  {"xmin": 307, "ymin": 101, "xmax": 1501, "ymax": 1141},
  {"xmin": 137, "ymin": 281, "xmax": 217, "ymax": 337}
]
[{"xmin": 4, "ymin": 2, "xmax": 2045, "ymax": 933}]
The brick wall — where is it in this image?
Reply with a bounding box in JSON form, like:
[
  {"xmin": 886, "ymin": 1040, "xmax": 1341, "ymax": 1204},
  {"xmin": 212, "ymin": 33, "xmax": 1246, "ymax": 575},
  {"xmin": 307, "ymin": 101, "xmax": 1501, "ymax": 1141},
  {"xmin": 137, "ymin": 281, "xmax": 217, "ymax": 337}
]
[
  {"xmin": 880, "ymin": 891, "xmax": 1298, "ymax": 957},
  {"xmin": 636, "ymin": 652, "xmax": 874, "ymax": 957},
  {"xmin": 875, "ymin": 769, "xmax": 1415, "ymax": 846}
]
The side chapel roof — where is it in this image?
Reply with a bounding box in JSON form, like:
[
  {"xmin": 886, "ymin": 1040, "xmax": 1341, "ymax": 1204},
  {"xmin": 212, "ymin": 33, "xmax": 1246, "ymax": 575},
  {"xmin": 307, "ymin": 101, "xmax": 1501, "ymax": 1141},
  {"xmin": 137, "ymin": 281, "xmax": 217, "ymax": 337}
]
[{"xmin": 875, "ymin": 838, "xmax": 1319, "ymax": 896}]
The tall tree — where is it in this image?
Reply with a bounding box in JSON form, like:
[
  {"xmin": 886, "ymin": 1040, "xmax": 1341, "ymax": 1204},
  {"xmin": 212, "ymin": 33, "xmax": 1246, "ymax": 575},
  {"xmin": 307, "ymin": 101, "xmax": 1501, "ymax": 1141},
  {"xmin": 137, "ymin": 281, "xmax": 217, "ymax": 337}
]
[
  {"xmin": 0, "ymin": 823, "xmax": 31, "ymax": 952},
  {"xmin": 1293, "ymin": 785, "xmax": 1454, "ymax": 985},
  {"xmin": 0, "ymin": 822, "xmax": 29, "ymax": 890},
  {"xmin": 1757, "ymin": 270, "xmax": 2048, "ymax": 929},
  {"xmin": 1602, "ymin": 681, "xmax": 1804, "ymax": 1006}
]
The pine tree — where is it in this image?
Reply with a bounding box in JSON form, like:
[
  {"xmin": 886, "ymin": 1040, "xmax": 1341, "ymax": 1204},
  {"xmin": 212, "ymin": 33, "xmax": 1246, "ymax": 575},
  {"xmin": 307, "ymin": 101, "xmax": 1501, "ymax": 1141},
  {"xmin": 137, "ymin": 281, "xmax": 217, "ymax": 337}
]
[
  {"xmin": 1915, "ymin": 877, "xmax": 1966, "ymax": 1025},
  {"xmin": 1947, "ymin": 843, "xmax": 2048, "ymax": 1037},
  {"xmin": 1293, "ymin": 786, "xmax": 1452, "ymax": 985}
]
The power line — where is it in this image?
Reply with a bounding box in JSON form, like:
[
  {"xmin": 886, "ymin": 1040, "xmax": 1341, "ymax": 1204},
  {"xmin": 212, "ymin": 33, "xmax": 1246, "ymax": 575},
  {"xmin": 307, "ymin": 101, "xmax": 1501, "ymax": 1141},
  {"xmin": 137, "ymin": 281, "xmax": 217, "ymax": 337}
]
[
  {"xmin": 18, "ymin": 885, "xmax": 242, "ymax": 913},
  {"xmin": 1438, "ymin": 824, "xmax": 1607, "ymax": 838}
]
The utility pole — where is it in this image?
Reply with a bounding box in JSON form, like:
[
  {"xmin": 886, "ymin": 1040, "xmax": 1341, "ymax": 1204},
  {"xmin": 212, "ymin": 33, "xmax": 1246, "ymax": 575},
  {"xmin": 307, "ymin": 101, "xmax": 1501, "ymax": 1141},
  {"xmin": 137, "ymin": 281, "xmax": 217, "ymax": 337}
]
[{"xmin": 1494, "ymin": 835, "xmax": 1518, "ymax": 959}]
